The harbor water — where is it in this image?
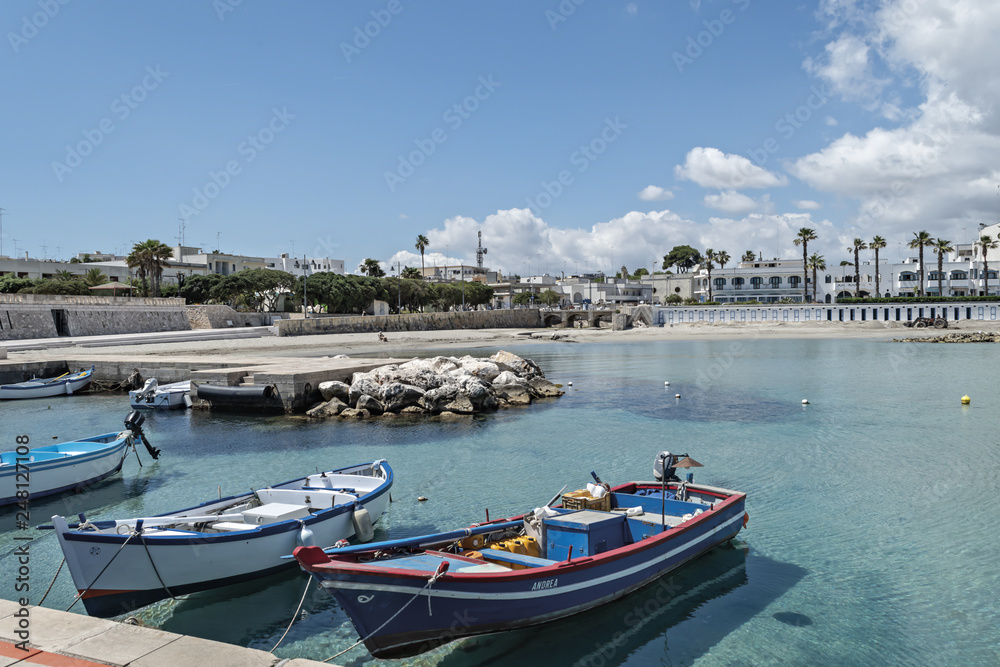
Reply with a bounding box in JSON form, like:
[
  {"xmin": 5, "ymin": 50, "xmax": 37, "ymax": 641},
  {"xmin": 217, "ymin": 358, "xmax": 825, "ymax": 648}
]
[{"xmin": 2, "ymin": 338, "xmax": 999, "ymax": 666}]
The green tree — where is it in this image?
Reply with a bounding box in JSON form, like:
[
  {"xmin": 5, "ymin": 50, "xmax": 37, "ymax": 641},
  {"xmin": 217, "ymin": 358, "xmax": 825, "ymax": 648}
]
[
  {"xmin": 414, "ymin": 235, "xmax": 429, "ymax": 279},
  {"xmin": 401, "ymin": 266, "xmax": 422, "ymax": 279},
  {"xmin": 907, "ymin": 231, "xmax": 933, "ymax": 296},
  {"xmin": 932, "ymin": 238, "xmax": 953, "ymax": 297},
  {"xmin": 83, "ymin": 267, "xmax": 107, "ymax": 287},
  {"xmin": 975, "ymin": 235, "xmax": 999, "ymax": 296},
  {"xmin": 716, "ymin": 251, "xmax": 730, "ymax": 270},
  {"xmin": 211, "ymin": 268, "xmax": 296, "ymax": 311},
  {"xmin": 704, "ymin": 248, "xmax": 717, "ymax": 302},
  {"xmin": 741, "ymin": 250, "xmax": 755, "ymax": 262},
  {"xmin": 357, "ymin": 258, "xmax": 385, "ymax": 278},
  {"xmin": 662, "ymin": 245, "xmax": 701, "ymax": 273},
  {"xmin": 849, "ymin": 238, "xmax": 868, "ymax": 297},
  {"xmin": 539, "ymin": 289, "xmax": 561, "ymax": 306},
  {"xmin": 807, "ymin": 254, "xmax": 826, "ymax": 302},
  {"xmin": 21, "ymin": 279, "xmax": 89, "ymax": 295},
  {"xmin": 665, "ymin": 293, "xmax": 683, "ymax": 304},
  {"xmin": 512, "ymin": 291, "xmax": 535, "ymax": 306},
  {"xmin": 793, "ymin": 228, "xmax": 817, "ymax": 302},
  {"xmin": 0, "ymin": 275, "xmax": 37, "ymax": 293},
  {"xmin": 127, "ymin": 240, "xmax": 173, "ymax": 297},
  {"xmin": 54, "ymin": 270, "xmax": 76, "ymax": 281},
  {"xmin": 870, "ymin": 235, "xmax": 886, "ymax": 297},
  {"xmin": 179, "ymin": 273, "xmax": 224, "ymax": 304}
]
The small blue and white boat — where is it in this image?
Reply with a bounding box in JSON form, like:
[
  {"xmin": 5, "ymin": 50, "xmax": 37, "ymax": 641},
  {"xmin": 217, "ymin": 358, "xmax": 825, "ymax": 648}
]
[
  {"xmin": 294, "ymin": 453, "xmax": 747, "ymax": 659},
  {"xmin": 51, "ymin": 459, "xmax": 392, "ymax": 618},
  {"xmin": 0, "ymin": 412, "xmax": 156, "ymax": 506},
  {"xmin": 128, "ymin": 378, "xmax": 191, "ymax": 410},
  {"xmin": 0, "ymin": 366, "xmax": 94, "ymax": 400}
]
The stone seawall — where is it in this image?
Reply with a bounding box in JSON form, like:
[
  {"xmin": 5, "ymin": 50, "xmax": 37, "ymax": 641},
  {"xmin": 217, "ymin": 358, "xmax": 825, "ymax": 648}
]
[
  {"xmin": 277, "ymin": 309, "xmax": 541, "ymax": 336},
  {"xmin": 186, "ymin": 305, "xmax": 267, "ymax": 329},
  {"xmin": 0, "ymin": 294, "xmax": 189, "ymax": 341}
]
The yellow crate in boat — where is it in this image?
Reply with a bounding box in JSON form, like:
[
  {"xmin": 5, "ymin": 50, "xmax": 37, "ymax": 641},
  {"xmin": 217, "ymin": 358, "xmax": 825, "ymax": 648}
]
[{"xmin": 562, "ymin": 489, "xmax": 611, "ymax": 512}]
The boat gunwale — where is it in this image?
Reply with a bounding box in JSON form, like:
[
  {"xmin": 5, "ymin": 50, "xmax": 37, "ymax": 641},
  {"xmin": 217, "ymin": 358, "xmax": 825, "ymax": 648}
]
[{"xmin": 304, "ymin": 481, "xmax": 746, "ymax": 583}]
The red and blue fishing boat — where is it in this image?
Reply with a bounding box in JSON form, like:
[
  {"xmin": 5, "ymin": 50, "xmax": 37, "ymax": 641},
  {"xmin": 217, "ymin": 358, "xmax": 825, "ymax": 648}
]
[{"xmin": 294, "ymin": 453, "xmax": 748, "ymax": 659}]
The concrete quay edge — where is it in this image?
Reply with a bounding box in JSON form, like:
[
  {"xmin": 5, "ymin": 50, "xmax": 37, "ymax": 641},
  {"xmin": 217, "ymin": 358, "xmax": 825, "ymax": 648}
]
[{"xmin": 0, "ymin": 599, "xmax": 338, "ymax": 667}]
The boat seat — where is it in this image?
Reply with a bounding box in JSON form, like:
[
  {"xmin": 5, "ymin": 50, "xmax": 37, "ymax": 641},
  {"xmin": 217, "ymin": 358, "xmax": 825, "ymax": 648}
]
[
  {"xmin": 480, "ymin": 550, "xmax": 558, "ymax": 568},
  {"xmin": 212, "ymin": 522, "xmax": 254, "ymax": 532}
]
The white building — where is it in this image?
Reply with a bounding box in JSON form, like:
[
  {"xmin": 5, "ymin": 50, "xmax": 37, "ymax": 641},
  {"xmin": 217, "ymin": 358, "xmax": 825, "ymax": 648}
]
[{"xmin": 266, "ymin": 254, "xmax": 344, "ymax": 277}]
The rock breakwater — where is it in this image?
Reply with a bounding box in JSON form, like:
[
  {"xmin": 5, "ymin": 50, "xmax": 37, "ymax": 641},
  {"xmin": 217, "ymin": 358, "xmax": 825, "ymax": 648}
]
[
  {"xmin": 307, "ymin": 350, "xmax": 564, "ymax": 419},
  {"xmin": 893, "ymin": 331, "xmax": 1000, "ymax": 343}
]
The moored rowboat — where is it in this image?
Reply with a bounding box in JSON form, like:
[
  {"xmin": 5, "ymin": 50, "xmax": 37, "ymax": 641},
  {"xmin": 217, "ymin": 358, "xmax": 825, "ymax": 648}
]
[
  {"xmin": 0, "ymin": 366, "xmax": 94, "ymax": 400},
  {"xmin": 294, "ymin": 455, "xmax": 747, "ymax": 659},
  {"xmin": 51, "ymin": 459, "xmax": 393, "ymax": 618}
]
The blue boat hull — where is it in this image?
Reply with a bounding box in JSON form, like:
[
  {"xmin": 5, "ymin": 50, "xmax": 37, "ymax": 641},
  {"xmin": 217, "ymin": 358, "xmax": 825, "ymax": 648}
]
[{"xmin": 301, "ymin": 486, "xmax": 746, "ymax": 658}]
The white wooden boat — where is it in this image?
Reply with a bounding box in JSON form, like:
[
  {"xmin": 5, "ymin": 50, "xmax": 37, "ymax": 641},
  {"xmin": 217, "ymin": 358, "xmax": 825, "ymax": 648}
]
[
  {"xmin": 128, "ymin": 379, "xmax": 191, "ymax": 410},
  {"xmin": 0, "ymin": 367, "xmax": 93, "ymax": 400},
  {"xmin": 51, "ymin": 460, "xmax": 393, "ymax": 618},
  {"xmin": 0, "ymin": 411, "xmax": 158, "ymax": 505}
]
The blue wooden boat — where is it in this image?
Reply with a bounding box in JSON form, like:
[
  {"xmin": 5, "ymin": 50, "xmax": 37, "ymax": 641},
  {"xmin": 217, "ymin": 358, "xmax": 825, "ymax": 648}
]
[
  {"xmin": 0, "ymin": 412, "xmax": 157, "ymax": 506},
  {"xmin": 294, "ymin": 455, "xmax": 748, "ymax": 659}
]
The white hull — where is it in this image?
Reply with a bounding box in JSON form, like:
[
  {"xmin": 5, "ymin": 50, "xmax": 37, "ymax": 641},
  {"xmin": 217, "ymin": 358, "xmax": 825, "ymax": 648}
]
[
  {"xmin": 0, "ymin": 434, "xmax": 129, "ymax": 505},
  {"xmin": 52, "ymin": 461, "xmax": 392, "ymax": 617},
  {"xmin": 0, "ymin": 369, "xmax": 93, "ymax": 400},
  {"xmin": 129, "ymin": 381, "xmax": 191, "ymax": 410}
]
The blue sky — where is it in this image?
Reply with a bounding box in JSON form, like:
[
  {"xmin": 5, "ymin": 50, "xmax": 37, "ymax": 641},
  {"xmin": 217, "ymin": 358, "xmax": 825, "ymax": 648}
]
[{"xmin": 3, "ymin": 1, "xmax": 999, "ymax": 276}]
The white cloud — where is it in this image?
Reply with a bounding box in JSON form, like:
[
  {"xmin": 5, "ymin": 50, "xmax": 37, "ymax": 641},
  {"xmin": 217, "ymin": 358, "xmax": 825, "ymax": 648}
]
[
  {"xmin": 396, "ymin": 207, "xmax": 840, "ymax": 278},
  {"xmin": 398, "ymin": 213, "xmax": 409, "ymax": 219},
  {"xmin": 704, "ymin": 190, "xmax": 759, "ymax": 214},
  {"xmin": 626, "ymin": 3, "xmax": 637, "ymax": 16},
  {"xmin": 804, "ymin": 34, "xmax": 890, "ymax": 103},
  {"xmin": 825, "ymin": 116, "xmax": 838, "ymax": 126},
  {"xmin": 674, "ymin": 147, "xmax": 788, "ymax": 189},
  {"xmin": 794, "ymin": 1, "xmax": 1000, "ymax": 241},
  {"xmin": 637, "ymin": 185, "xmax": 673, "ymax": 201},
  {"xmin": 795, "ymin": 200, "xmax": 822, "ymax": 210}
]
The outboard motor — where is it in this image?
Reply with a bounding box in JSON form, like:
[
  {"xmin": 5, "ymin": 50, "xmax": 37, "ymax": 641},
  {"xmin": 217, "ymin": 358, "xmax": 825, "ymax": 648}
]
[
  {"xmin": 654, "ymin": 451, "xmax": 678, "ymax": 482},
  {"xmin": 125, "ymin": 410, "xmax": 160, "ymax": 460},
  {"xmin": 136, "ymin": 378, "xmax": 158, "ymax": 401}
]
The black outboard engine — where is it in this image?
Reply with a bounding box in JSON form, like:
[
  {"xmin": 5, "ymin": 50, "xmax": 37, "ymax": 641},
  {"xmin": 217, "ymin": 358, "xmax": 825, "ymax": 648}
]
[
  {"xmin": 125, "ymin": 410, "xmax": 160, "ymax": 460},
  {"xmin": 654, "ymin": 451, "xmax": 678, "ymax": 482}
]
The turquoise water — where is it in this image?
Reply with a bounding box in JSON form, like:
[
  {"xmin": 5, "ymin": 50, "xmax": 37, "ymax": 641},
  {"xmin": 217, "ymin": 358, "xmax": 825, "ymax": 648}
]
[{"xmin": 2, "ymin": 338, "xmax": 999, "ymax": 666}]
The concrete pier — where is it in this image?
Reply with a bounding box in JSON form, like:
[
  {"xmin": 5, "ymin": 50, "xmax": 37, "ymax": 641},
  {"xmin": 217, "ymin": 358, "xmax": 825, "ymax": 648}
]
[
  {"xmin": 0, "ymin": 354, "xmax": 408, "ymax": 413},
  {"xmin": 0, "ymin": 600, "xmax": 336, "ymax": 667}
]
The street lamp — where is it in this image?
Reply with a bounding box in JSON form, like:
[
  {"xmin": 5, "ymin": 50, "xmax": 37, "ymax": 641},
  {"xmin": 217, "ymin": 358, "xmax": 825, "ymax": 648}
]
[{"xmin": 302, "ymin": 255, "xmax": 309, "ymax": 318}]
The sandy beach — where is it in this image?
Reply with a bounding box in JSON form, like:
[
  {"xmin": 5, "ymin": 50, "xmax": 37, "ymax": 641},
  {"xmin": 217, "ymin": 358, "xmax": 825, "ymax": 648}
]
[{"xmin": 16, "ymin": 319, "xmax": 1000, "ymax": 363}]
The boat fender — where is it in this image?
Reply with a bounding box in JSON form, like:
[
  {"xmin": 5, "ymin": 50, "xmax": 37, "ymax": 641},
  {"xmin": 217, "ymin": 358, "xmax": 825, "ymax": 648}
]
[
  {"xmin": 352, "ymin": 504, "xmax": 374, "ymax": 543},
  {"xmin": 297, "ymin": 521, "xmax": 315, "ymax": 547}
]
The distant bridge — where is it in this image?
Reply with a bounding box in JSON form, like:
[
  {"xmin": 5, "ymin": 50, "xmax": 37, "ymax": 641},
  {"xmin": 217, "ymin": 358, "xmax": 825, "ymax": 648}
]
[{"xmin": 539, "ymin": 308, "xmax": 617, "ymax": 328}]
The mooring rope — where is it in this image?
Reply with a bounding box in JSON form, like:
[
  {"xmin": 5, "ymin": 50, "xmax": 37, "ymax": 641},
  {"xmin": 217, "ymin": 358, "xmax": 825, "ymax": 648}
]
[
  {"xmin": 67, "ymin": 531, "xmax": 138, "ymax": 611},
  {"xmin": 37, "ymin": 556, "xmax": 65, "ymax": 605},
  {"xmin": 267, "ymin": 576, "xmax": 312, "ymax": 653}
]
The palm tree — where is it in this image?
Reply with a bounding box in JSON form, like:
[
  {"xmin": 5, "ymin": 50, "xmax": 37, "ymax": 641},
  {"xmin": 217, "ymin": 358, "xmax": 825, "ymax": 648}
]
[
  {"xmin": 358, "ymin": 258, "xmax": 385, "ymax": 277},
  {"xmin": 401, "ymin": 266, "xmax": 422, "ymax": 279},
  {"xmin": 54, "ymin": 270, "xmax": 76, "ymax": 281},
  {"xmin": 741, "ymin": 250, "xmax": 755, "ymax": 262},
  {"xmin": 716, "ymin": 251, "xmax": 730, "ymax": 270},
  {"xmin": 415, "ymin": 235, "xmax": 429, "ymax": 280},
  {"xmin": 975, "ymin": 235, "xmax": 999, "ymax": 296},
  {"xmin": 907, "ymin": 231, "xmax": 933, "ymax": 296},
  {"xmin": 83, "ymin": 267, "xmax": 107, "ymax": 287},
  {"xmin": 870, "ymin": 235, "xmax": 886, "ymax": 297},
  {"xmin": 932, "ymin": 238, "xmax": 953, "ymax": 297},
  {"xmin": 793, "ymin": 228, "xmax": 817, "ymax": 302},
  {"xmin": 704, "ymin": 248, "xmax": 717, "ymax": 302},
  {"xmin": 849, "ymin": 238, "xmax": 868, "ymax": 298},
  {"xmin": 127, "ymin": 240, "xmax": 173, "ymax": 297},
  {"xmin": 807, "ymin": 254, "xmax": 826, "ymax": 302}
]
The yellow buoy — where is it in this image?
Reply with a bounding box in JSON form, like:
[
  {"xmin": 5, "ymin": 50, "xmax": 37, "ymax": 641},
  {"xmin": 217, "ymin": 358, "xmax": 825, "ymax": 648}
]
[{"xmin": 961, "ymin": 395, "xmax": 971, "ymax": 405}]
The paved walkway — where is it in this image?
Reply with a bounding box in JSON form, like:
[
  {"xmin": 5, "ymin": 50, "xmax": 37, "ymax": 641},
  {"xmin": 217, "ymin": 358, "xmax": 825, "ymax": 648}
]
[{"xmin": 0, "ymin": 601, "xmax": 334, "ymax": 667}]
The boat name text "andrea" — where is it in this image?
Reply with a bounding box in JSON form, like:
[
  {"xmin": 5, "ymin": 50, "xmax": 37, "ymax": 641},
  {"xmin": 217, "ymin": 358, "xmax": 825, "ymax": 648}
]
[{"xmin": 531, "ymin": 578, "xmax": 558, "ymax": 591}]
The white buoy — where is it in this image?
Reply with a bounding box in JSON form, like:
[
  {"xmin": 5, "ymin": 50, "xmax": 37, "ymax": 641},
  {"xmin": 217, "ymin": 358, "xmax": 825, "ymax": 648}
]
[
  {"xmin": 802, "ymin": 399, "xmax": 810, "ymax": 405},
  {"xmin": 664, "ymin": 381, "xmax": 670, "ymax": 386},
  {"xmin": 675, "ymin": 393, "xmax": 681, "ymax": 399},
  {"xmin": 568, "ymin": 381, "xmax": 573, "ymax": 386}
]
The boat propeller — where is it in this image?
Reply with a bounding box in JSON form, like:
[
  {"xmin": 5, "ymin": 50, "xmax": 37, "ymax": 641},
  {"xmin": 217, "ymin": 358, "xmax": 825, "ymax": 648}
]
[{"xmin": 124, "ymin": 410, "xmax": 160, "ymax": 460}]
